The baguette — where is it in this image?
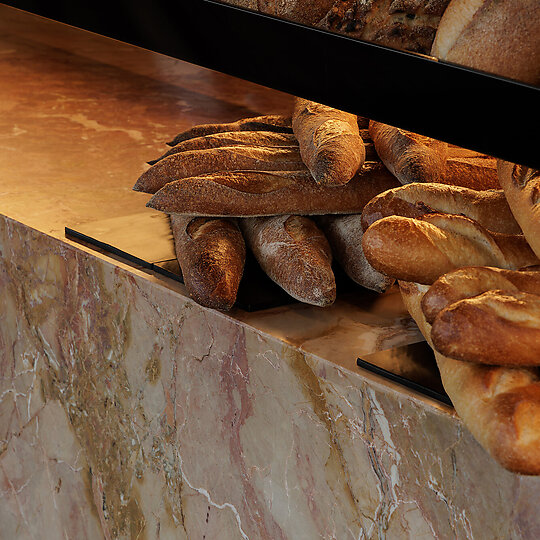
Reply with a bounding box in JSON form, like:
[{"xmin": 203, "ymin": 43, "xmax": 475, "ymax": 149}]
[
  {"xmin": 362, "ymin": 213, "xmax": 539, "ymax": 284},
  {"xmin": 169, "ymin": 215, "xmax": 246, "ymax": 310},
  {"xmin": 443, "ymin": 154, "xmax": 499, "ymax": 190},
  {"xmin": 369, "ymin": 120, "xmax": 448, "ymax": 185},
  {"xmin": 316, "ymin": 214, "xmax": 394, "ymax": 292},
  {"xmin": 240, "ymin": 215, "xmax": 336, "ymax": 306},
  {"xmin": 133, "ymin": 146, "xmax": 307, "ymax": 194},
  {"xmin": 147, "ymin": 165, "xmax": 399, "ymax": 217},
  {"xmin": 361, "ymin": 182, "xmax": 521, "ymax": 234},
  {"xmin": 422, "ymin": 265, "xmax": 540, "ymax": 324},
  {"xmin": 431, "ymin": 0, "xmax": 540, "ymax": 85},
  {"xmin": 148, "ymin": 131, "xmax": 299, "ymax": 165},
  {"xmin": 431, "ymin": 289, "xmax": 540, "ymax": 367},
  {"xmin": 497, "ymin": 161, "xmax": 540, "ymax": 259},
  {"xmin": 166, "ymin": 115, "xmax": 293, "ymax": 146},
  {"xmin": 292, "ymin": 98, "xmax": 365, "ymax": 185},
  {"xmin": 400, "ymin": 280, "xmax": 540, "ymax": 475}
]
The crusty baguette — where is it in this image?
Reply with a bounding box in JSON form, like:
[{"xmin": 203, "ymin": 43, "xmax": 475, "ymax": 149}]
[
  {"xmin": 292, "ymin": 98, "xmax": 365, "ymax": 185},
  {"xmin": 133, "ymin": 146, "xmax": 307, "ymax": 194},
  {"xmin": 431, "ymin": 0, "xmax": 540, "ymax": 85},
  {"xmin": 369, "ymin": 121, "xmax": 499, "ymax": 189},
  {"xmin": 431, "ymin": 289, "xmax": 540, "ymax": 366},
  {"xmin": 316, "ymin": 214, "xmax": 394, "ymax": 293},
  {"xmin": 369, "ymin": 120, "xmax": 448, "ymax": 185},
  {"xmin": 240, "ymin": 215, "xmax": 336, "ymax": 306},
  {"xmin": 361, "ymin": 182, "xmax": 521, "ymax": 234},
  {"xmin": 148, "ymin": 131, "xmax": 299, "ymax": 165},
  {"xmin": 400, "ymin": 280, "xmax": 540, "ymax": 475},
  {"xmin": 362, "ymin": 213, "xmax": 539, "ymax": 284},
  {"xmin": 166, "ymin": 115, "xmax": 293, "ymax": 146},
  {"xmin": 147, "ymin": 165, "xmax": 399, "ymax": 217},
  {"xmin": 169, "ymin": 215, "xmax": 246, "ymax": 310},
  {"xmin": 442, "ymin": 154, "xmax": 499, "ymax": 190},
  {"xmin": 422, "ymin": 265, "xmax": 540, "ymax": 323},
  {"xmin": 497, "ymin": 161, "xmax": 540, "ymax": 259}
]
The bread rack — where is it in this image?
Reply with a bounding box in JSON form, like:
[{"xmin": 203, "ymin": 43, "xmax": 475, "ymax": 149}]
[{"xmin": 6, "ymin": 0, "xmax": 540, "ymax": 169}]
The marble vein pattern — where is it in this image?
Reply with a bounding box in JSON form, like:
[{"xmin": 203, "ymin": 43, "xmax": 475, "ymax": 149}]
[{"xmin": 3, "ymin": 216, "xmax": 540, "ymax": 540}]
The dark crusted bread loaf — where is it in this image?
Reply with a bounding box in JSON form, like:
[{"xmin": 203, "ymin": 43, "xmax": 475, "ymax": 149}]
[
  {"xmin": 169, "ymin": 215, "xmax": 246, "ymax": 310},
  {"xmin": 147, "ymin": 164, "xmax": 399, "ymax": 217},
  {"xmin": 240, "ymin": 215, "xmax": 336, "ymax": 306},
  {"xmin": 292, "ymin": 98, "xmax": 365, "ymax": 185}
]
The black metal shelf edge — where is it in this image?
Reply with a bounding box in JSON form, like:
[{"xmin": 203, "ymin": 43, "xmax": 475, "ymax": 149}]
[{"xmin": 6, "ymin": 0, "xmax": 540, "ymax": 168}]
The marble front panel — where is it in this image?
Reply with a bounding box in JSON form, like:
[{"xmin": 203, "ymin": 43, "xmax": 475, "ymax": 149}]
[{"xmin": 2, "ymin": 215, "xmax": 540, "ymax": 540}]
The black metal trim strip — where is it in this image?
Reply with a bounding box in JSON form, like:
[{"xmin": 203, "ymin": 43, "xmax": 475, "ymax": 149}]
[
  {"xmin": 4, "ymin": 0, "xmax": 540, "ymax": 168},
  {"xmin": 357, "ymin": 357, "xmax": 453, "ymax": 407}
]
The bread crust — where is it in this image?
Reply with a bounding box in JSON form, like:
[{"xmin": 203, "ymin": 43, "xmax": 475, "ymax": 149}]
[
  {"xmin": 431, "ymin": 0, "xmax": 540, "ymax": 85},
  {"xmin": 369, "ymin": 120, "xmax": 448, "ymax": 185},
  {"xmin": 149, "ymin": 131, "xmax": 298, "ymax": 165},
  {"xmin": 497, "ymin": 160, "xmax": 540, "ymax": 259},
  {"xmin": 361, "ymin": 182, "xmax": 521, "ymax": 234},
  {"xmin": 421, "ymin": 265, "xmax": 540, "ymax": 323},
  {"xmin": 399, "ymin": 280, "xmax": 540, "ymax": 475},
  {"xmin": 316, "ymin": 214, "xmax": 395, "ymax": 292},
  {"xmin": 169, "ymin": 215, "xmax": 246, "ymax": 310},
  {"xmin": 362, "ymin": 213, "xmax": 539, "ymax": 284},
  {"xmin": 147, "ymin": 166, "xmax": 399, "ymax": 217},
  {"xmin": 166, "ymin": 115, "xmax": 293, "ymax": 146},
  {"xmin": 292, "ymin": 99, "xmax": 365, "ymax": 185},
  {"xmin": 133, "ymin": 146, "xmax": 307, "ymax": 194},
  {"xmin": 240, "ymin": 215, "xmax": 336, "ymax": 306}
]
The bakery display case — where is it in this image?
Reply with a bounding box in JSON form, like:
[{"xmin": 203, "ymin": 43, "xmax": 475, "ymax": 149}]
[{"xmin": 1, "ymin": 2, "xmax": 539, "ymax": 539}]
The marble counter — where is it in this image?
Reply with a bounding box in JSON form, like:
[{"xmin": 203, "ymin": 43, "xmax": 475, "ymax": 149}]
[{"xmin": 1, "ymin": 5, "xmax": 540, "ymax": 539}]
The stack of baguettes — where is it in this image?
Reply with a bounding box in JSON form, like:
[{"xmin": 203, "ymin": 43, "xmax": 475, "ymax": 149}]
[
  {"xmin": 359, "ymin": 156, "xmax": 540, "ymax": 474},
  {"xmin": 133, "ymin": 97, "xmax": 506, "ymax": 311}
]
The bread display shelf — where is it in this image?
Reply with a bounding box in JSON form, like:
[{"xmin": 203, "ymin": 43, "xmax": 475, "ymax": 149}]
[{"xmin": 5, "ymin": 0, "xmax": 540, "ymax": 169}]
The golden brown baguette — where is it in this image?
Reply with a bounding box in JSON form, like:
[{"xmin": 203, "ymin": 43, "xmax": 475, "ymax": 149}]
[
  {"xmin": 431, "ymin": 289, "xmax": 540, "ymax": 366},
  {"xmin": 422, "ymin": 265, "xmax": 540, "ymax": 323},
  {"xmin": 497, "ymin": 161, "xmax": 540, "ymax": 259},
  {"xmin": 166, "ymin": 115, "xmax": 293, "ymax": 146},
  {"xmin": 362, "ymin": 213, "xmax": 539, "ymax": 284},
  {"xmin": 443, "ymin": 153, "xmax": 499, "ymax": 190},
  {"xmin": 400, "ymin": 280, "xmax": 540, "ymax": 475},
  {"xmin": 316, "ymin": 214, "xmax": 395, "ymax": 293},
  {"xmin": 169, "ymin": 215, "xmax": 246, "ymax": 310},
  {"xmin": 361, "ymin": 182, "xmax": 521, "ymax": 234},
  {"xmin": 431, "ymin": 0, "xmax": 540, "ymax": 85},
  {"xmin": 146, "ymin": 165, "xmax": 399, "ymax": 217},
  {"xmin": 292, "ymin": 98, "xmax": 365, "ymax": 185},
  {"xmin": 369, "ymin": 120, "xmax": 448, "ymax": 185},
  {"xmin": 149, "ymin": 131, "xmax": 299, "ymax": 165},
  {"xmin": 240, "ymin": 215, "xmax": 336, "ymax": 306},
  {"xmin": 133, "ymin": 146, "xmax": 307, "ymax": 194}
]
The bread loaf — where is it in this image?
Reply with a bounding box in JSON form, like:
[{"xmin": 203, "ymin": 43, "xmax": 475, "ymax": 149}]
[
  {"xmin": 431, "ymin": 0, "xmax": 540, "ymax": 85},
  {"xmin": 166, "ymin": 115, "xmax": 293, "ymax": 146},
  {"xmin": 400, "ymin": 280, "xmax": 540, "ymax": 475},
  {"xmin": 361, "ymin": 182, "xmax": 521, "ymax": 234},
  {"xmin": 147, "ymin": 165, "xmax": 399, "ymax": 217},
  {"xmin": 362, "ymin": 213, "xmax": 539, "ymax": 284},
  {"xmin": 149, "ymin": 131, "xmax": 298, "ymax": 165},
  {"xmin": 169, "ymin": 215, "xmax": 246, "ymax": 310},
  {"xmin": 369, "ymin": 120, "xmax": 448, "ymax": 185},
  {"xmin": 431, "ymin": 289, "xmax": 540, "ymax": 367},
  {"xmin": 240, "ymin": 215, "xmax": 336, "ymax": 306},
  {"xmin": 316, "ymin": 214, "xmax": 395, "ymax": 292},
  {"xmin": 369, "ymin": 120, "xmax": 499, "ymax": 189},
  {"xmin": 497, "ymin": 161, "xmax": 540, "ymax": 259},
  {"xmin": 421, "ymin": 265, "xmax": 540, "ymax": 324},
  {"xmin": 292, "ymin": 98, "xmax": 365, "ymax": 185},
  {"xmin": 133, "ymin": 146, "xmax": 307, "ymax": 194}
]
